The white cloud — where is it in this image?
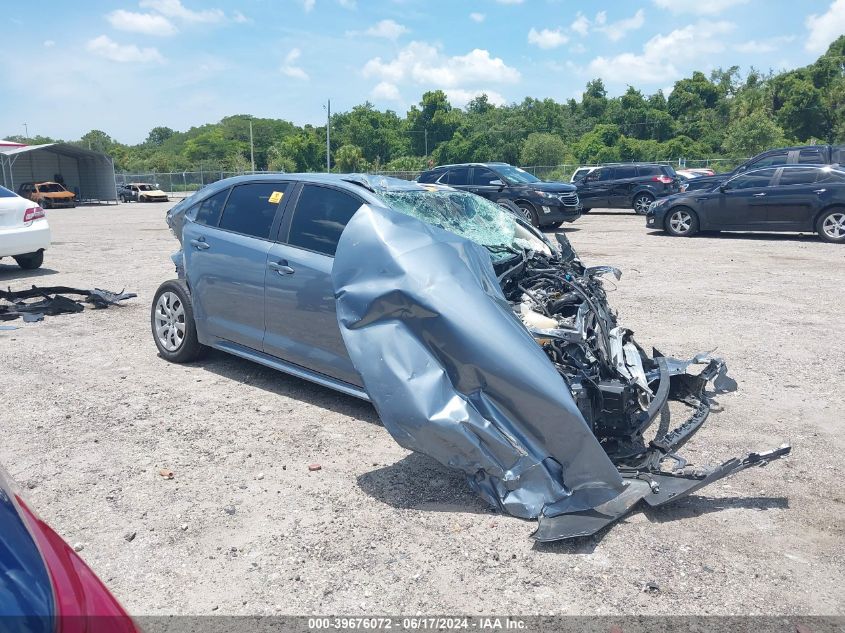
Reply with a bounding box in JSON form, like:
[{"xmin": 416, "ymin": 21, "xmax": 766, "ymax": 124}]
[
  {"xmin": 138, "ymin": 0, "xmax": 224, "ymax": 23},
  {"xmin": 43, "ymin": 40, "xmax": 55, "ymax": 47},
  {"xmin": 805, "ymin": 0, "xmax": 845, "ymax": 53},
  {"xmin": 301, "ymin": 0, "xmax": 315, "ymax": 11},
  {"xmin": 586, "ymin": 20, "xmax": 735, "ymax": 84},
  {"xmin": 107, "ymin": 9, "xmax": 178, "ymax": 36},
  {"xmin": 527, "ymin": 27, "xmax": 568, "ymax": 49},
  {"xmin": 232, "ymin": 11, "xmax": 250, "ymax": 23},
  {"xmin": 652, "ymin": 0, "xmax": 747, "ymax": 15},
  {"xmin": 569, "ymin": 42, "xmax": 586, "ymax": 54},
  {"xmin": 86, "ymin": 35, "xmax": 165, "ymax": 63},
  {"xmin": 595, "ymin": 9, "xmax": 645, "ymax": 41},
  {"xmin": 470, "ymin": 12, "xmax": 485, "ymax": 23},
  {"xmin": 735, "ymin": 35, "xmax": 796, "ymax": 54},
  {"xmin": 363, "ymin": 41, "xmax": 520, "ymax": 87},
  {"xmin": 570, "ymin": 13, "xmax": 589, "ymax": 36},
  {"xmin": 364, "ymin": 19, "xmax": 408, "ymax": 40},
  {"xmin": 372, "ymin": 81, "xmax": 401, "ymax": 100},
  {"xmin": 281, "ymin": 48, "xmax": 309, "ymax": 80},
  {"xmin": 445, "ymin": 88, "xmax": 506, "ymax": 107}
]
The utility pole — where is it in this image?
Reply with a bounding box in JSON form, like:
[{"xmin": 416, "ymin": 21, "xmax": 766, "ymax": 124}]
[
  {"xmin": 325, "ymin": 99, "xmax": 331, "ymax": 172},
  {"xmin": 249, "ymin": 119, "xmax": 255, "ymax": 173},
  {"xmin": 424, "ymin": 128, "xmax": 428, "ymax": 156},
  {"xmin": 22, "ymin": 123, "xmax": 28, "ymax": 138}
]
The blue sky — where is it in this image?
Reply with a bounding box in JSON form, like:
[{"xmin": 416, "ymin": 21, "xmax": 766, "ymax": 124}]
[{"xmin": 2, "ymin": 0, "xmax": 844, "ymax": 144}]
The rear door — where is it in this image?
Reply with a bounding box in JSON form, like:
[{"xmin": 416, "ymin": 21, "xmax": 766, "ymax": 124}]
[
  {"xmin": 766, "ymin": 167, "xmax": 822, "ymax": 230},
  {"xmin": 263, "ymin": 183, "xmax": 363, "ymax": 386},
  {"xmin": 468, "ymin": 167, "xmax": 505, "ymax": 201},
  {"xmin": 606, "ymin": 165, "xmax": 638, "ymax": 206},
  {"xmin": 183, "ymin": 182, "xmax": 288, "ymax": 350},
  {"xmin": 706, "ymin": 169, "xmax": 777, "ymax": 228}
]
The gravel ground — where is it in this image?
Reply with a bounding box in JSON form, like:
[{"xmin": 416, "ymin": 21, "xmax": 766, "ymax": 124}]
[{"xmin": 1, "ymin": 201, "xmax": 843, "ymax": 616}]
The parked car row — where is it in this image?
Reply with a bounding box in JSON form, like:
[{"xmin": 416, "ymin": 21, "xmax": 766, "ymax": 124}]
[{"xmin": 0, "ymin": 185, "xmax": 50, "ymax": 269}]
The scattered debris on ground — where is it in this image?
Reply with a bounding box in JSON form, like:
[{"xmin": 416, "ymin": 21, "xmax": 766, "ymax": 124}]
[{"xmin": 0, "ymin": 285, "xmax": 136, "ymax": 323}]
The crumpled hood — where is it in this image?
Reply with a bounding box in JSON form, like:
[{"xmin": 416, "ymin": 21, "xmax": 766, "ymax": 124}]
[
  {"xmin": 140, "ymin": 189, "xmax": 167, "ymax": 197},
  {"xmin": 332, "ymin": 204, "xmax": 625, "ymax": 519}
]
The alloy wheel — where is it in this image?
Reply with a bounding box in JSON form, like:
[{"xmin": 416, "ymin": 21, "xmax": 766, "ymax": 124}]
[
  {"xmin": 822, "ymin": 212, "xmax": 845, "ymax": 240},
  {"xmin": 634, "ymin": 196, "xmax": 652, "ymax": 214},
  {"xmin": 154, "ymin": 291, "xmax": 186, "ymax": 352},
  {"xmin": 669, "ymin": 209, "xmax": 693, "ymax": 234}
]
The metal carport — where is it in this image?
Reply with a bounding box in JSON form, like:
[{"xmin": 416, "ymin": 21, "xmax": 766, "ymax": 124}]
[{"xmin": 0, "ymin": 143, "xmax": 117, "ymax": 204}]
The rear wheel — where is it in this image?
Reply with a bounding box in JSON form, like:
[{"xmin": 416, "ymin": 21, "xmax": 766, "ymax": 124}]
[
  {"xmin": 151, "ymin": 280, "xmax": 206, "ymax": 363},
  {"xmin": 633, "ymin": 193, "xmax": 654, "ymax": 215},
  {"xmin": 14, "ymin": 250, "xmax": 44, "ymax": 270},
  {"xmin": 517, "ymin": 202, "xmax": 540, "ymax": 228},
  {"xmin": 817, "ymin": 208, "xmax": 845, "ymax": 243},
  {"xmin": 665, "ymin": 207, "xmax": 699, "ymax": 237}
]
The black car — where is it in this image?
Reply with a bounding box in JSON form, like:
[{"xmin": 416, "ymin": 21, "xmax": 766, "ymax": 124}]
[
  {"xmin": 646, "ymin": 165, "xmax": 845, "ymax": 243},
  {"xmin": 683, "ymin": 144, "xmax": 845, "ymax": 193},
  {"xmin": 416, "ymin": 162, "xmax": 580, "ymax": 228},
  {"xmin": 573, "ymin": 163, "xmax": 681, "ymax": 214}
]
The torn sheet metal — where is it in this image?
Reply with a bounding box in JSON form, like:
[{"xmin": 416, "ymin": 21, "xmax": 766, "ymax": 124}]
[
  {"xmin": 331, "ymin": 193, "xmax": 790, "ymax": 540},
  {"xmin": 333, "ymin": 204, "xmax": 626, "ymax": 519},
  {"xmin": 0, "ymin": 286, "xmax": 136, "ymax": 322}
]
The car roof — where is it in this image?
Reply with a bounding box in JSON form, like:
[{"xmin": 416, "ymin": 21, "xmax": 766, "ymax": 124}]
[{"xmin": 424, "ymin": 162, "xmax": 511, "ymax": 170}]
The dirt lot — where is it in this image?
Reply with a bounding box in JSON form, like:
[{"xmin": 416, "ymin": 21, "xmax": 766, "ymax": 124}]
[{"xmin": 1, "ymin": 201, "xmax": 843, "ymax": 616}]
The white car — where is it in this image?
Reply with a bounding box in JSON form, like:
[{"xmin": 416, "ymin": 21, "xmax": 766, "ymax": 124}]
[{"xmin": 0, "ymin": 185, "xmax": 50, "ymax": 269}]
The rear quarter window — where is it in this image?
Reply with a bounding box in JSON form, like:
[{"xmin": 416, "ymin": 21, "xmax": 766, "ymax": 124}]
[{"xmin": 0, "ymin": 186, "xmax": 16, "ymax": 198}]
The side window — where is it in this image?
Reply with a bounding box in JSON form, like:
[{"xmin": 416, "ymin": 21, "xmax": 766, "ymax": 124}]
[
  {"xmin": 584, "ymin": 169, "xmax": 601, "ymax": 182},
  {"xmin": 193, "ymin": 188, "xmax": 230, "ymax": 227},
  {"xmin": 798, "ymin": 148, "xmax": 824, "ymax": 164},
  {"xmin": 218, "ymin": 182, "xmax": 287, "ymax": 239},
  {"xmin": 747, "ymin": 152, "xmax": 788, "ymax": 169},
  {"xmin": 598, "ymin": 167, "xmax": 616, "ymax": 181},
  {"xmin": 471, "ymin": 168, "xmax": 500, "ymax": 185},
  {"xmin": 778, "ymin": 168, "xmax": 819, "ymax": 186},
  {"xmin": 417, "ymin": 171, "xmax": 439, "ymax": 184},
  {"xmin": 0, "ymin": 186, "xmax": 15, "ymax": 198},
  {"xmin": 816, "ymin": 169, "xmax": 845, "ymax": 184},
  {"xmin": 615, "ymin": 166, "xmax": 637, "ymax": 179},
  {"xmin": 637, "ymin": 165, "xmax": 661, "ymax": 177},
  {"xmin": 729, "ymin": 169, "xmax": 777, "ymax": 190},
  {"xmin": 287, "ymin": 185, "xmax": 362, "ymax": 257},
  {"xmin": 447, "ymin": 166, "xmax": 470, "ymax": 185}
]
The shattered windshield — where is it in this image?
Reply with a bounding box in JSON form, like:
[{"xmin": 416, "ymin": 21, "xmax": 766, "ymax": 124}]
[{"xmin": 377, "ymin": 189, "xmax": 549, "ymax": 261}]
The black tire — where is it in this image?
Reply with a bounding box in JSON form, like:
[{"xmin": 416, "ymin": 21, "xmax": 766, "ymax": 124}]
[
  {"xmin": 496, "ymin": 199, "xmax": 522, "ymax": 218},
  {"xmin": 120, "ymin": 195, "xmax": 127, "ymax": 203},
  {"xmin": 13, "ymin": 250, "xmax": 44, "ymax": 270},
  {"xmin": 516, "ymin": 202, "xmax": 540, "ymax": 228},
  {"xmin": 151, "ymin": 279, "xmax": 207, "ymax": 363},
  {"xmin": 664, "ymin": 206, "xmax": 700, "ymax": 237},
  {"xmin": 816, "ymin": 207, "xmax": 845, "ymax": 243},
  {"xmin": 632, "ymin": 192, "xmax": 654, "ymax": 215}
]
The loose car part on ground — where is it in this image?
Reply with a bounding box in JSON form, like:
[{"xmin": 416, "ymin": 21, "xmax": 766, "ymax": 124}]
[{"xmin": 0, "ymin": 285, "xmax": 136, "ymax": 323}]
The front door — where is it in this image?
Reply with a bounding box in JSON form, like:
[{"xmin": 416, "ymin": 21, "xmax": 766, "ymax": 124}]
[
  {"xmin": 706, "ymin": 168, "xmax": 777, "ymax": 229},
  {"xmin": 263, "ymin": 183, "xmax": 363, "ymax": 387},
  {"xmin": 184, "ymin": 182, "xmax": 287, "ymax": 350},
  {"xmin": 467, "ymin": 167, "xmax": 506, "ymax": 201},
  {"xmin": 577, "ymin": 167, "xmax": 613, "ymax": 207}
]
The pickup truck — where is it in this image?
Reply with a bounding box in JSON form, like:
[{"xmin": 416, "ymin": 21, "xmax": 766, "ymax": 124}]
[{"xmin": 684, "ymin": 144, "xmax": 845, "ymax": 192}]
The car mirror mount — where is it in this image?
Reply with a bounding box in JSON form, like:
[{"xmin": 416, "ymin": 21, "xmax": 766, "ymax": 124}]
[{"xmin": 489, "ymin": 179, "xmax": 504, "ymax": 188}]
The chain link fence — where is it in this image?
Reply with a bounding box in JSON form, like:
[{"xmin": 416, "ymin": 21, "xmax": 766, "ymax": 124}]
[{"xmin": 116, "ymin": 157, "xmax": 750, "ymax": 198}]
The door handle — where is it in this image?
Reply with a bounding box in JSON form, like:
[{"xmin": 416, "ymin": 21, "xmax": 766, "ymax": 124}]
[
  {"xmin": 753, "ymin": 193, "xmax": 766, "ymax": 197},
  {"xmin": 814, "ymin": 188, "xmax": 826, "ymax": 194},
  {"xmin": 189, "ymin": 238, "xmax": 209, "ymax": 250},
  {"xmin": 268, "ymin": 260, "xmax": 295, "ymax": 275}
]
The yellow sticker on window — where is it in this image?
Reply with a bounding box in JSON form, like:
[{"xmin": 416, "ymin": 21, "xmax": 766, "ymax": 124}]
[{"xmin": 269, "ymin": 191, "xmax": 284, "ymax": 204}]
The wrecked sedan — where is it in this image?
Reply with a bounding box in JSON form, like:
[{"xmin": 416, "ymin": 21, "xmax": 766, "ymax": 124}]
[{"xmin": 155, "ymin": 174, "xmax": 789, "ymax": 541}]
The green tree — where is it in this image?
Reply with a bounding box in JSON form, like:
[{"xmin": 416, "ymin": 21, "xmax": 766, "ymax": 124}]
[
  {"xmin": 722, "ymin": 111, "xmax": 788, "ymax": 157},
  {"xmin": 519, "ymin": 133, "xmax": 566, "ymax": 166},
  {"xmin": 334, "ymin": 144, "xmax": 368, "ymax": 172},
  {"xmin": 145, "ymin": 126, "xmax": 175, "ymax": 146}
]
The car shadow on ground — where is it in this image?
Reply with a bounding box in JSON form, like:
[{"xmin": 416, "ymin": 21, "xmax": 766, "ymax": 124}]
[
  {"xmin": 357, "ymin": 452, "xmax": 493, "ymax": 516},
  {"xmin": 647, "ymin": 230, "xmax": 821, "ymax": 243},
  {"xmin": 586, "ymin": 210, "xmax": 640, "ymax": 217},
  {"xmin": 0, "ymin": 265, "xmax": 59, "ymax": 281},
  {"xmin": 531, "ymin": 495, "xmax": 788, "ymax": 554},
  {"xmin": 194, "ymin": 348, "xmax": 380, "ymax": 424}
]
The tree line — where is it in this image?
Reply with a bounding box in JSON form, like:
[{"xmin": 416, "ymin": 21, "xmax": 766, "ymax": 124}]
[{"xmin": 7, "ymin": 36, "xmax": 843, "ymax": 178}]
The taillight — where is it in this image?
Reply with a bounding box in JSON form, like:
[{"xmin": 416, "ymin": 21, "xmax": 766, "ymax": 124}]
[
  {"xmin": 24, "ymin": 206, "xmax": 45, "ymax": 222},
  {"xmin": 15, "ymin": 495, "xmax": 140, "ymax": 633},
  {"xmin": 652, "ymin": 176, "xmax": 674, "ymax": 184}
]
